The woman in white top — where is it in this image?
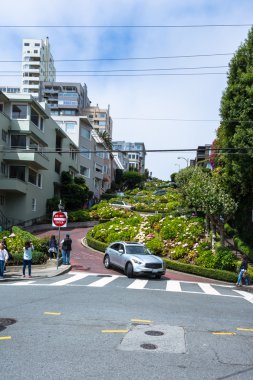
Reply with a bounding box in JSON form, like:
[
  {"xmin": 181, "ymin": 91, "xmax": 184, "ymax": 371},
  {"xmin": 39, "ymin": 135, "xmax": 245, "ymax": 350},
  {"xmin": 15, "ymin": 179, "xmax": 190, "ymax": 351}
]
[
  {"xmin": 23, "ymin": 240, "xmax": 34, "ymax": 278},
  {"xmin": 0, "ymin": 241, "xmax": 9, "ymax": 279}
]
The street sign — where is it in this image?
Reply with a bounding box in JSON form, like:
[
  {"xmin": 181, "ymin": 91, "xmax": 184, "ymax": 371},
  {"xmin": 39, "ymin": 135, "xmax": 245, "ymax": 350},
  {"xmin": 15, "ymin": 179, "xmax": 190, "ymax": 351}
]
[{"xmin": 52, "ymin": 211, "xmax": 68, "ymax": 227}]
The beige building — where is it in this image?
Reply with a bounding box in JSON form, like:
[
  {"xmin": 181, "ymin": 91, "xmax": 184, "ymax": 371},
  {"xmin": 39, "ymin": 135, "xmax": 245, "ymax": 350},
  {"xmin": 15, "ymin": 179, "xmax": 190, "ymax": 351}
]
[
  {"xmin": 84, "ymin": 104, "xmax": 113, "ymax": 138},
  {"xmin": 0, "ymin": 92, "xmax": 79, "ymax": 229}
]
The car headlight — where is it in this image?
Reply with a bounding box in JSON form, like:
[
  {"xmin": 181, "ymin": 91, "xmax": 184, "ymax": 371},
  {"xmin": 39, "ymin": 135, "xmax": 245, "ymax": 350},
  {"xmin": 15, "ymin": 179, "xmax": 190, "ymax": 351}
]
[{"xmin": 132, "ymin": 258, "xmax": 143, "ymax": 265}]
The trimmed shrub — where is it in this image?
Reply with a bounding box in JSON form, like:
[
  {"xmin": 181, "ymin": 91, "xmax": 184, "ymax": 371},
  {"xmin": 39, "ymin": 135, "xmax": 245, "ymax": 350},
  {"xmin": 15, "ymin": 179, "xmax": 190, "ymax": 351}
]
[
  {"xmin": 145, "ymin": 238, "xmax": 164, "ymax": 256},
  {"xmin": 224, "ymin": 223, "xmax": 237, "ymax": 238},
  {"xmin": 234, "ymin": 235, "xmax": 253, "ymax": 261},
  {"xmin": 163, "ymin": 259, "xmax": 238, "ymax": 283},
  {"xmin": 86, "ymin": 230, "xmax": 107, "ymax": 252},
  {"xmin": 68, "ymin": 210, "xmax": 91, "ymax": 222},
  {"xmin": 7, "ymin": 250, "xmax": 47, "ymax": 266}
]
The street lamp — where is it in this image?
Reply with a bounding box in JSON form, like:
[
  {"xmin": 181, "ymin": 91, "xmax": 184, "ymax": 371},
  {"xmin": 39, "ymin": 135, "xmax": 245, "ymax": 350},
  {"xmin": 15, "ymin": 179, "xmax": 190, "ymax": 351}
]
[
  {"xmin": 177, "ymin": 157, "xmax": 189, "ymax": 167},
  {"xmin": 174, "ymin": 163, "xmax": 180, "ymax": 172}
]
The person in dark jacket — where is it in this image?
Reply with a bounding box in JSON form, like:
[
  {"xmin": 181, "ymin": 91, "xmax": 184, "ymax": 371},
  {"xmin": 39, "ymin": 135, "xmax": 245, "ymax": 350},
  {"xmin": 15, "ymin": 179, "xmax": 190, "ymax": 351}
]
[
  {"xmin": 48, "ymin": 235, "xmax": 58, "ymax": 260},
  {"xmin": 61, "ymin": 234, "xmax": 72, "ymax": 265}
]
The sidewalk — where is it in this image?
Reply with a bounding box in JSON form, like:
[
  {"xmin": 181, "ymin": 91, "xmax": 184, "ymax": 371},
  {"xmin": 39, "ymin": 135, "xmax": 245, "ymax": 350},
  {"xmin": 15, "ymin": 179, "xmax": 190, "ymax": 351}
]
[{"xmin": 2, "ymin": 259, "xmax": 71, "ymax": 282}]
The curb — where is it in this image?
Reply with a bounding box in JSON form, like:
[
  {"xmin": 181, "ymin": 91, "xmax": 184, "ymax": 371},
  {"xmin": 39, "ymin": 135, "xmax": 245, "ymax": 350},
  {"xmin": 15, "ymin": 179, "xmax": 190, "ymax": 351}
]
[{"xmin": 1, "ymin": 265, "xmax": 72, "ymax": 282}]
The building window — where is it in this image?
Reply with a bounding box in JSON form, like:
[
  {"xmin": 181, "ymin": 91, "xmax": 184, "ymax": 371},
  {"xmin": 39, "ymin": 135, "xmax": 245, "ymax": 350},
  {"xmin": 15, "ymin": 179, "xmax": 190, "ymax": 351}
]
[
  {"xmin": 2, "ymin": 130, "xmax": 7, "ymax": 142},
  {"xmin": 34, "ymin": 50, "xmax": 38, "ymax": 53},
  {"xmin": 65, "ymin": 122, "xmax": 76, "ymax": 132},
  {"xmin": 0, "ymin": 103, "xmax": 3, "ymax": 112},
  {"xmin": 55, "ymin": 159, "xmax": 61, "ymax": 174},
  {"xmin": 35, "ymin": 43, "xmax": 40, "ymax": 47},
  {"xmin": 55, "ymin": 135, "xmax": 62, "ymax": 154},
  {"xmin": 98, "ymin": 113, "xmax": 106, "ymax": 118},
  {"xmin": 1, "ymin": 162, "xmax": 6, "ymax": 175},
  {"xmin": 24, "ymin": 43, "xmax": 30, "ymax": 46},
  {"xmin": 31, "ymin": 107, "xmax": 40, "ymax": 128},
  {"xmin": 80, "ymin": 165, "xmax": 90, "ymax": 178},
  {"xmin": 95, "ymin": 164, "xmax": 103, "ymax": 173},
  {"xmin": 70, "ymin": 146, "xmax": 77, "ymax": 161},
  {"xmin": 0, "ymin": 195, "xmax": 5, "ymax": 206},
  {"xmin": 80, "ymin": 127, "xmax": 90, "ymax": 140},
  {"xmin": 9, "ymin": 166, "xmax": 26, "ymax": 181},
  {"xmin": 32, "ymin": 198, "xmax": 37, "ymax": 212},
  {"xmin": 12, "ymin": 104, "xmax": 27, "ymax": 119},
  {"xmin": 28, "ymin": 168, "xmax": 37, "ymax": 185},
  {"xmin": 37, "ymin": 174, "xmax": 42, "ymax": 188},
  {"xmin": 80, "ymin": 147, "xmax": 90, "ymax": 159},
  {"xmin": 11, "ymin": 134, "xmax": 26, "ymax": 149}
]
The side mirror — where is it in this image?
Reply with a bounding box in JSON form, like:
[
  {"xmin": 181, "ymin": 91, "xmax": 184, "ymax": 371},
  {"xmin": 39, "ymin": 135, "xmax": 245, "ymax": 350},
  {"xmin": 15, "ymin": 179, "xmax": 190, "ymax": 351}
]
[{"xmin": 118, "ymin": 249, "xmax": 124, "ymax": 254}]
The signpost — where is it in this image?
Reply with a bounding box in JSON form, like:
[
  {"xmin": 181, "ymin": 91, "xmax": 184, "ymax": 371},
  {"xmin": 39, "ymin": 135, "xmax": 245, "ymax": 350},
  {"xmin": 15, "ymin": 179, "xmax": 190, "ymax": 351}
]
[{"xmin": 52, "ymin": 205, "xmax": 67, "ymax": 269}]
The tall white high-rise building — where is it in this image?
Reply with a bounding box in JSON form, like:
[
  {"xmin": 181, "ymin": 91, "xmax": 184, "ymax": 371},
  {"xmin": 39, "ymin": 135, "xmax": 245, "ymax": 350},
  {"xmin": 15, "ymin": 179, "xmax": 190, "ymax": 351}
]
[{"xmin": 21, "ymin": 37, "xmax": 56, "ymax": 97}]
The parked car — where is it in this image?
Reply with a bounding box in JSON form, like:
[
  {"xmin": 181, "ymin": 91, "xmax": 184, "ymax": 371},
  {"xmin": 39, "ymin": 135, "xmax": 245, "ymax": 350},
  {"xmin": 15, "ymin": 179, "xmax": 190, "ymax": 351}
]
[
  {"xmin": 153, "ymin": 189, "xmax": 167, "ymax": 195},
  {"xmin": 104, "ymin": 241, "xmax": 166, "ymax": 278},
  {"xmin": 110, "ymin": 200, "xmax": 135, "ymax": 211}
]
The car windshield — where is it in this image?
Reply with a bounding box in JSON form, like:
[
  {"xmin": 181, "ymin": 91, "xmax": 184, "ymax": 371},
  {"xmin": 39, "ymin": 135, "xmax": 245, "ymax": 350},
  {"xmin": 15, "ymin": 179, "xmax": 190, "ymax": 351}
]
[{"xmin": 125, "ymin": 245, "xmax": 151, "ymax": 255}]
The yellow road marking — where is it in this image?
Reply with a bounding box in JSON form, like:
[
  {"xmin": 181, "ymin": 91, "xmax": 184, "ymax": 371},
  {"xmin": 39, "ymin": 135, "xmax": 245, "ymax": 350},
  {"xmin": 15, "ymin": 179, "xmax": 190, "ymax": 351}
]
[
  {"xmin": 101, "ymin": 330, "xmax": 129, "ymax": 333},
  {"xmin": 131, "ymin": 319, "xmax": 152, "ymax": 323},
  {"xmin": 44, "ymin": 312, "xmax": 62, "ymax": 316},
  {"xmin": 237, "ymin": 328, "xmax": 253, "ymax": 332},
  {"xmin": 0, "ymin": 336, "xmax": 12, "ymax": 340},
  {"xmin": 212, "ymin": 332, "xmax": 236, "ymax": 335}
]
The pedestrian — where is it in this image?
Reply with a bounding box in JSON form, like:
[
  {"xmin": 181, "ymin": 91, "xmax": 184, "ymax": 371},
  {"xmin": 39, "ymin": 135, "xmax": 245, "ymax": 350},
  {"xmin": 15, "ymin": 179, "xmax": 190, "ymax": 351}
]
[
  {"xmin": 236, "ymin": 257, "xmax": 248, "ymax": 286},
  {"xmin": 61, "ymin": 234, "xmax": 72, "ymax": 265},
  {"xmin": 23, "ymin": 240, "xmax": 34, "ymax": 278},
  {"xmin": 0, "ymin": 241, "xmax": 8, "ymax": 280},
  {"xmin": 48, "ymin": 235, "xmax": 58, "ymax": 260}
]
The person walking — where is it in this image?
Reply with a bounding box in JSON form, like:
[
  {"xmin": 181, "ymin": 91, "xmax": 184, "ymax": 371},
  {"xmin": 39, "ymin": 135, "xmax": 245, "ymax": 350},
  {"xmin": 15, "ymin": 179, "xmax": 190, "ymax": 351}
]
[
  {"xmin": 48, "ymin": 235, "xmax": 58, "ymax": 260},
  {"xmin": 23, "ymin": 240, "xmax": 34, "ymax": 278},
  {"xmin": 0, "ymin": 241, "xmax": 8, "ymax": 280},
  {"xmin": 236, "ymin": 257, "xmax": 248, "ymax": 286},
  {"xmin": 61, "ymin": 234, "xmax": 72, "ymax": 265}
]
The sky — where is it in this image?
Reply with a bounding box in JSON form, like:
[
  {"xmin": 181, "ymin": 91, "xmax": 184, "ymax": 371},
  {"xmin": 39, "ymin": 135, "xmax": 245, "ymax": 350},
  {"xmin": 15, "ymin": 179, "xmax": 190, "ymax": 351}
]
[{"xmin": 1, "ymin": 0, "xmax": 253, "ymax": 180}]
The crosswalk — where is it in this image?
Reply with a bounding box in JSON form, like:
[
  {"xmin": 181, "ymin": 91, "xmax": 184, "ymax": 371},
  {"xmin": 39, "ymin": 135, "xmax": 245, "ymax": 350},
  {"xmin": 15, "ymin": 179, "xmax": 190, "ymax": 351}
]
[{"xmin": 1, "ymin": 272, "xmax": 252, "ymax": 303}]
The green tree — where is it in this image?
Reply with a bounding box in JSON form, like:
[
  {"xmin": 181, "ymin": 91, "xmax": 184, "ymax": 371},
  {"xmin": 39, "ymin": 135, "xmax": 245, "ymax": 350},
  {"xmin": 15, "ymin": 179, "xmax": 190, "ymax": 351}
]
[
  {"xmin": 60, "ymin": 172, "xmax": 89, "ymax": 210},
  {"xmin": 122, "ymin": 171, "xmax": 145, "ymax": 190},
  {"xmin": 216, "ymin": 26, "xmax": 253, "ymax": 244}
]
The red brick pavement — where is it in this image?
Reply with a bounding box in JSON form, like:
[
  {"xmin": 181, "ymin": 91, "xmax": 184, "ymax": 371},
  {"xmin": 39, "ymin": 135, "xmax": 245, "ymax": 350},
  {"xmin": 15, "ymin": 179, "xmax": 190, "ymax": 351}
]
[{"xmin": 35, "ymin": 227, "xmax": 231, "ymax": 284}]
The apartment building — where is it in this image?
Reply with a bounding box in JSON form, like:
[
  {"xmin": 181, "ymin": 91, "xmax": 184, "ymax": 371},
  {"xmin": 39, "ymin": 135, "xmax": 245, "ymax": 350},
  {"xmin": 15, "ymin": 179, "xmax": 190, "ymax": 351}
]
[
  {"xmin": 0, "ymin": 92, "xmax": 79, "ymax": 228},
  {"xmin": 84, "ymin": 104, "xmax": 113, "ymax": 138},
  {"xmin": 21, "ymin": 38, "xmax": 56, "ymax": 97},
  {"xmin": 112, "ymin": 141, "xmax": 146, "ymax": 174},
  {"xmin": 40, "ymin": 82, "xmax": 91, "ymax": 116}
]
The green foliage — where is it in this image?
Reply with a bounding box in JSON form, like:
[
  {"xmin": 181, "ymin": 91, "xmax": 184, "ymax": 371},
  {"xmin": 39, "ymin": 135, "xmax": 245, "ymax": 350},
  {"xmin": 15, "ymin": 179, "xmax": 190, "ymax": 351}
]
[
  {"xmin": 196, "ymin": 244, "xmax": 237, "ymax": 271},
  {"xmin": 163, "ymin": 259, "xmax": 238, "ymax": 283},
  {"xmin": 7, "ymin": 251, "xmax": 47, "ymax": 266},
  {"xmin": 46, "ymin": 196, "xmax": 61, "ymax": 214},
  {"xmin": 145, "ymin": 238, "xmax": 164, "ymax": 256},
  {"xmin": 122, "ymin": 171, "xmax": 145, "ymax": 190},
  {"xmin": 234, "ymin": 235, "xmax": 253, "ymax": 260},
  {"xmin": 68, "ymin": 210, "xmax": 91, "ymax": 222},
  {"xmin": 224, "ymin": 223, "xmax": 237, "ymax": 238},
  {"xmin": 86, "ymin": 230, "xmax": 108, "ymax": 252}
]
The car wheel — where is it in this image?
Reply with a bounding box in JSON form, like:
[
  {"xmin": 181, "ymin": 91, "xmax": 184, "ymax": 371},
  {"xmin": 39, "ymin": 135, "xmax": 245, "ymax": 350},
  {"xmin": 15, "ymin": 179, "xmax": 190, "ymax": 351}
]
[
  {"xmin": 104, "ymin": 254, "xmax": 111, "ymax": 269},
  {"xmin": 126, "ymin": 262, "xmax": 134, "ymax": 278}
]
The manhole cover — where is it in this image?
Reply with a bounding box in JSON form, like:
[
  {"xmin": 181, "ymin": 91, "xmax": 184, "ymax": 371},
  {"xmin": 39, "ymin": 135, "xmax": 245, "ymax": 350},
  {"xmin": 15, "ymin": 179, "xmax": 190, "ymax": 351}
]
[
  {"xmin": 0, "ymin": 318, "xmax": 16, "ymax": 327},
  {"xmin": 140, "ymin": 343, "xmax": 158, "ymax": 350},
  {"xmin": 145, "ymin": 330, "xmax": 164, "ymax": 336}
]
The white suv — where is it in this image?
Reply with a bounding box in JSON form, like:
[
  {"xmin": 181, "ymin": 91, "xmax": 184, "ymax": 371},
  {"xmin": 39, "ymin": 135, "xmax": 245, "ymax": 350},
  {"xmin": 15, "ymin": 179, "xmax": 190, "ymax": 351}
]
[{"xmin": 110, "ymin": 200, "xmax": 135, "ymax": 211}]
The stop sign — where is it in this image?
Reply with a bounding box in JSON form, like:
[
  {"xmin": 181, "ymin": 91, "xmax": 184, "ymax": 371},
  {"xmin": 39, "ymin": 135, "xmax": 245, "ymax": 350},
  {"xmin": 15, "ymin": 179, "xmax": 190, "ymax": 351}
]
[{"xmin": 52, "ymin": 211, "xmax": 68, "ymax": 227}]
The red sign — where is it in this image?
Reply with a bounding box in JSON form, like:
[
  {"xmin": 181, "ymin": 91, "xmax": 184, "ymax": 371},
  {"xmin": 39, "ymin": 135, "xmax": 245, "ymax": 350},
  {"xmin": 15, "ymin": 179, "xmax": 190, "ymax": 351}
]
[{"xmin": 52, "ymin": 211, "xmax": 68, "ymax": 227}]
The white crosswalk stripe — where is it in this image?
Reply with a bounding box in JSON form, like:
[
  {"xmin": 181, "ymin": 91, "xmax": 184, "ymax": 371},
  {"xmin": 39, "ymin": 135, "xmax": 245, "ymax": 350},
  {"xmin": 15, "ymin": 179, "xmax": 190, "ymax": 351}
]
[
  {"xmin": 50, "ymin": 273, "xmax": 89, "ymax": 286},
  {"xmin": 1, "ymin": 273, "xmax": 252, "ymax": 303},
  {"xmin": 166, "ymin": 280, "xmax": 182, "ymax": 292},
  {"xmin": 198, "ymin": 283, "xmax": 221, "ymax": 295},
  {"xmin": 127, "ymin": 279, "xmax": 148, "ymax": 289},
  {"xmin": 88, "ymin": 276, "xmax": 119, "ymax": 287}
]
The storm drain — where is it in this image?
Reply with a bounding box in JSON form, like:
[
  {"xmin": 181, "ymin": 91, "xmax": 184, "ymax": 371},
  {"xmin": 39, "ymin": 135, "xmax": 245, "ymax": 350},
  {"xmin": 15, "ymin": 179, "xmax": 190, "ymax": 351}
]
[{"xmin": 0, "ymin": 318, "xmax": 16, "ymax": 332}]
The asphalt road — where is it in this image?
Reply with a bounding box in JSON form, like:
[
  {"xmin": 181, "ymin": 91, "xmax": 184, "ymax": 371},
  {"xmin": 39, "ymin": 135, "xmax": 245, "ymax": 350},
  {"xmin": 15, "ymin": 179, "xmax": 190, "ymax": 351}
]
[{"xmin": 1, "ymin": 275, "xmax": 253, "ymax": 380}]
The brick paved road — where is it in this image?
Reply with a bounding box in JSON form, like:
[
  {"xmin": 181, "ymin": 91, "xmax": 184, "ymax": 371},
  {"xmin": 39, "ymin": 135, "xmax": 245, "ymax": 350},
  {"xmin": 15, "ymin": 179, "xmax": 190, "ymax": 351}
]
[{"xmin": 36, "ymin": 227, "xmax": 231, "ymax": 284}]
